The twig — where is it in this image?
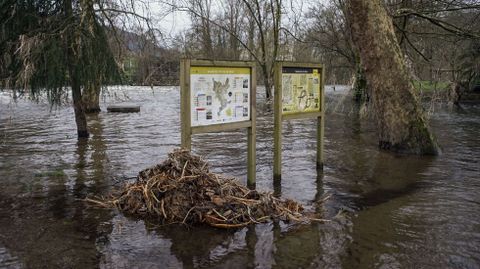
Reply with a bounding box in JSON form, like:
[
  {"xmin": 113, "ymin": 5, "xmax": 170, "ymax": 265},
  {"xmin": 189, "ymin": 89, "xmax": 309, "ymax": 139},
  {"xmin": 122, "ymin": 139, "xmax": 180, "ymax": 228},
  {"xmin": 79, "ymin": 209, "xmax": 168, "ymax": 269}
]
[
  {"xmin": 320, "ymin": 194, "xmax": 332, "ymax": 203},
  {"xmin": 84, "ymin": 197, "xmax": 111, "ymax": 207},
  {"xmin": 182, "ymin": 206, "xmax": 196, "ymax": 224},
  {"xmin": 209, "ymin": 222, "xmax": 251, "ymax": 228},
  {"xmin": 160, "ymin": 199, "xmax": 167, "ymax": 219},
  {"xmin": 181, "ymin": 160, "xmax": 189, "ymax": 178},
  {"xmin": 309, "ymin": 217, "xmax": 331, "ymax": 222},
  {"xmin": 212, "ymin": 208, "xmax": 228, "ymax": 221}
]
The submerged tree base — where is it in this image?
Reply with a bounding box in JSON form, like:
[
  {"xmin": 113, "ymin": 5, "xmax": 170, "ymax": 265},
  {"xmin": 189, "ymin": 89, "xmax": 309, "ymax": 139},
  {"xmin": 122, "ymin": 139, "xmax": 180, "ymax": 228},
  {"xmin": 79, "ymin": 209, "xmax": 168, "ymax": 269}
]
[
  {"xmin": 77, "ymin": 130, "xmax": 90, "ymax": 138},
  {"xmin": 87, "ymin": 149, "xmax": 320, "ymax": 228},
  {"xmin": 84, "ymin": 107, "xmax": 101, "ymax": 114}
]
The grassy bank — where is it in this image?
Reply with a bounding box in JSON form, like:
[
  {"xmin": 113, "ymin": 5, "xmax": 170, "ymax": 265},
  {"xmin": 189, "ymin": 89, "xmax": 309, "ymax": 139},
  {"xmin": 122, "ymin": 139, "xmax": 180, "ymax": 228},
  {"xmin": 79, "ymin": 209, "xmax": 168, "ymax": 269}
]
[{"xmin": 412, "ymin": 81, "xmax": 449, "ymax": 92}]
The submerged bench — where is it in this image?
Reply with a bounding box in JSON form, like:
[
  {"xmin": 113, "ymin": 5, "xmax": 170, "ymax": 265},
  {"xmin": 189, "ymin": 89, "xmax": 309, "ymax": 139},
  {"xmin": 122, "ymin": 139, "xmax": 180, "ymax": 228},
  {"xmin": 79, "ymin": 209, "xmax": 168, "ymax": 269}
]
[{"xmin": 107, "ymin": 104, "xmax": 140, "ymax": 113}]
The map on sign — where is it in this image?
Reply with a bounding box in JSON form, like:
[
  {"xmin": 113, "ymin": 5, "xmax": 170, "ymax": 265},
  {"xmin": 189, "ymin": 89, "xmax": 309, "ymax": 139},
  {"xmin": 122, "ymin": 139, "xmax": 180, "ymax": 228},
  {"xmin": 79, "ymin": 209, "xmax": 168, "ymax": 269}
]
[
  {"xmin": 190, "ymin": 66, "xmax": 251, "ymax": 126},
  {"xmin": 281, "ymin": 67, "xmax": 321, "ymax": 115}
]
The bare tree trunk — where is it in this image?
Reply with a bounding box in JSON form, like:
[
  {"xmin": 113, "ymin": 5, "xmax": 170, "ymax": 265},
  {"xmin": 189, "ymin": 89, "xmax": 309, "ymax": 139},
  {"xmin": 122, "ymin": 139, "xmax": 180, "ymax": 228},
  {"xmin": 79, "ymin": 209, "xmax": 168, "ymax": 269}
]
[
  {"xmin": 259, "ymin": 64, "xmax": 272, "ymax": 99},
  {"xmin": 346, "ymin": 0, "xmax": 438, "ymax": 155},
  {"xmin": 82, "ymin": 81, "xmax": 101, "ymax": 113},
  {"xmin": 71, "ymin": 73, "xmax": 89, "ymax": 138},
  {"xmin": 264, "ymin": 74, "xmax": 272, "ymax": 99},
  {"xmin": 65, "ymin": 0, "xmax": 89, "ymax": 138},
  {"xmin": 80, "ymin": 0, "xmax": 101, "ymax": 114}
]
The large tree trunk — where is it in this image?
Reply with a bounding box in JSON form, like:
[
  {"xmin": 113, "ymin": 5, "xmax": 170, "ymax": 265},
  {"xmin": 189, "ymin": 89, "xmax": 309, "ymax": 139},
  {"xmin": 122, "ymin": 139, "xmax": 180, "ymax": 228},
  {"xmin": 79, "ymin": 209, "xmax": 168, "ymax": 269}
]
[
  {"xmin": 346, "ymin": 0, "xmax": 438, "ymax": 155},
  {"xmin": 65, "ymin": 0, "xmax": 89, "ymax": 138},
  {"xmin": 82, "ymin": 81, "xmax": 101, "ymax": 113}
]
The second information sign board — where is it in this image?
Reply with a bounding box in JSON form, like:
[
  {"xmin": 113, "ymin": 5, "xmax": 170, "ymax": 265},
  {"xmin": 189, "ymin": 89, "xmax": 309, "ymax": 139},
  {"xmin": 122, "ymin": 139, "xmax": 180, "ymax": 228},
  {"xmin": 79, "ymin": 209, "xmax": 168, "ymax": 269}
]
[{"xmin": 273, "ymin": 62, "xmax": 325, "ymax": 180}]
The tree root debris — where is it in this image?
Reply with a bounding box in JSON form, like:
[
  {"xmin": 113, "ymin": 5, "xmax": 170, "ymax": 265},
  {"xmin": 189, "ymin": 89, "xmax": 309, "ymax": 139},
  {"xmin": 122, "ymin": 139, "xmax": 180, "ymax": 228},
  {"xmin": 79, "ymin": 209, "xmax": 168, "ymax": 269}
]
[{"xmin": 87, "ymin": 149, "xmax": 323, "ymax": 228}]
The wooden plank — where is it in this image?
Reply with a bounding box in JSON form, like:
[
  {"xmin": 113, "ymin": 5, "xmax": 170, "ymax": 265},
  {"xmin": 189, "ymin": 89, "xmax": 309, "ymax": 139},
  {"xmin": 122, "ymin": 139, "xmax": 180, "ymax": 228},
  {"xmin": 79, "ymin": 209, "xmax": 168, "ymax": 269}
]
[
  {"xmin": 185, "ymin": 59, "xmax": 192, "ymax": 149},
  {"xmin": 277, "ymin": 61, "xmax": 324, "ymax": 69},
  {"xmin": 282, "ymin": 111, "xmax": 323, "ymax": 121},
  {"xmin": 190, "ymin": 59, "xmax": 256, "ymax": 67},
  {"xmin": 247, "ymin": 64, "xmax": 257, "ymax": 189},
  {"xmin": 180, "ymin": 59, "xmax": 192, "ymax": 150},
  {"xmin": 191, "ymin": 121, "xmax": 252, "ymax": 134},
  {"xmin": 317, "ymin": 67, "xmax": 325, "ymax": 169},
  {"xmin": 107, "ymin": 105, "xmax": 140, "ymax": 113},
  {"xmin": 180, "ymin": 58, "xmax": 186, "ymax": 148},
  {"xmin": 273, "ymin": 62, "xmax": 283, "ymax": 180}
]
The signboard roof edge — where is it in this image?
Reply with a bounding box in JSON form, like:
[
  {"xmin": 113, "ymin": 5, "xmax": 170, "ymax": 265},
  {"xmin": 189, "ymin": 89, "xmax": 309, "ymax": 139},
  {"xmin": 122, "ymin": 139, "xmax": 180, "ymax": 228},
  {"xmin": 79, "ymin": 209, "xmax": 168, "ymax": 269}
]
[
  {"xmin": 187, "ymin": 59, "xmax": 256, "ymax": 68},
  {"xmin": 277, "ymin": 61, "xmax": 323, "ymax": 69}
]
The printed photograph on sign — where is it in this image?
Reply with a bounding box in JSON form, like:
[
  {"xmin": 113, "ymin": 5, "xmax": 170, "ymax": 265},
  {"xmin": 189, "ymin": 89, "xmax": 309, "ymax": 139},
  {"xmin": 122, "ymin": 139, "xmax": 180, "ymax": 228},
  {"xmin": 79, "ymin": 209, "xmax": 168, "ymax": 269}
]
[
  {"xmin": 190, "ymin": 66, "xmax": 250, "ymax": 126},
  {"xmin": 281, "ymin": 67, "xmax": 321, "ymax": 114}
]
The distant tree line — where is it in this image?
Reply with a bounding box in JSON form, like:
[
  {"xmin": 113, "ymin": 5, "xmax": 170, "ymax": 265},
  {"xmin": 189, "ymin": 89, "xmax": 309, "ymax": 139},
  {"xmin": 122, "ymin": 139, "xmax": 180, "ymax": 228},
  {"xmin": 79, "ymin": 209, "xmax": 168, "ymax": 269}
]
[
  {"xmin": 109, "ymin": 28, "xmax": 180, "ymax": 86},
  {"xmin": 156, "ymin": 0, "xmax": 480, "ymax": 98}
]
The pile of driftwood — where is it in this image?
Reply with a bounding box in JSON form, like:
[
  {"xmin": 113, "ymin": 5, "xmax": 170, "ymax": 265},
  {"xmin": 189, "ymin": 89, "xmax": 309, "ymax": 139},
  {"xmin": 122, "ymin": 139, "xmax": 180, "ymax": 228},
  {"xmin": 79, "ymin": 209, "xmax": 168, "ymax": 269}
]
[{"xmin": 88, "ymin": 149, "xmax": 312, "ymax": 228}]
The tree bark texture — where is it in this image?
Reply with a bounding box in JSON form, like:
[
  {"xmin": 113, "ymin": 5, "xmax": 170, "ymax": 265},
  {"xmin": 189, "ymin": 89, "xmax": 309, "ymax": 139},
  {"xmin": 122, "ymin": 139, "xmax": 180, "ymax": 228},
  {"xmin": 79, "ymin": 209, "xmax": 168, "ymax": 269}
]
[
  {"xmin": 353, "ymin": 65, "xmax": 368, "ymax": 102},
  {"xmin": 71, "ymin": 72, "xmax": 89, "ymax": 138},
  {"xmin": 82, "ymin": 81, "xmax": 101, "ymax": 113},
  {"xmin": 65, "ymin": 0, "xmax": 89, "ymax": 138},
  {"xmin": 262, "ymin": 66, "xmax": 272, "ymax": 99},
  {"xmin": 346, "ymin": 0, "xmax": 439, "ymax": 155}
]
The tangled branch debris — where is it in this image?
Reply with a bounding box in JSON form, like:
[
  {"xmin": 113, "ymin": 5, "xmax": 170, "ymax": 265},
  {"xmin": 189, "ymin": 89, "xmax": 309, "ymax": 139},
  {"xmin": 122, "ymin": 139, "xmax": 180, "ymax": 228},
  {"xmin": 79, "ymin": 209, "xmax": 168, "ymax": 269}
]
[{"xmin": 87, "ymin": 149, "xmax": 315, "ymax": 228}]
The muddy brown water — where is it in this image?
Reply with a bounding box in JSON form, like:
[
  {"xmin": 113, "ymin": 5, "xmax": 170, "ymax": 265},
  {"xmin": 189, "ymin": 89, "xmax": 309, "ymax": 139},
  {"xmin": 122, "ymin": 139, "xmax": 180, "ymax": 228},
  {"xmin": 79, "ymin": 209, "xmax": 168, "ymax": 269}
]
[{"xmin": 0, "ymin": 86, "xmax": 479, "ymax": 268}]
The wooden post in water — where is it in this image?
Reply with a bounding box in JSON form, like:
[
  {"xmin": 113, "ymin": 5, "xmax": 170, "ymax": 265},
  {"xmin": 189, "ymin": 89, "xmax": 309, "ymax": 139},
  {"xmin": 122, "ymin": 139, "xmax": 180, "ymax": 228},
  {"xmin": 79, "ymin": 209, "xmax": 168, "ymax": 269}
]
[
  {"xmin": 247, "ymin": 67, "xmax": 257, "ymax": 188},
  {"xmin": 317, "ymin": 66, "xmax": 326, "ymax": 169},
  {"xmin": 273, "ymin": 62, "xmax": 283, "ymax": 180},
  {"xmin": 273, "ymin": 62, "xmax": 325, "ymax": 180},
  {"xmin": 180, "ymin": 58, "xmax": 192, "ymax": 150}
]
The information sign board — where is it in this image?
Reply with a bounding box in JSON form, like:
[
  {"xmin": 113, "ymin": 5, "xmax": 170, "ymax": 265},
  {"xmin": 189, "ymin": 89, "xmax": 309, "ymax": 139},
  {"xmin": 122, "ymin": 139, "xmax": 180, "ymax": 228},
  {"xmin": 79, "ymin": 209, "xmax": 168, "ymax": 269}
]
[
  {"xmin": 190, "ymin": 66, "xmax": 251, "ymax": 126},
  {"xmin": 281, "ymin": 67, "xmax": 321, "ymax": 114},
  {"xmin": 274, "ymin": 62, "xmax": 325, "ymax": 180},
  {"xmin": 180, "ymin": 59, "xmax": 257, "ymax": 188}
]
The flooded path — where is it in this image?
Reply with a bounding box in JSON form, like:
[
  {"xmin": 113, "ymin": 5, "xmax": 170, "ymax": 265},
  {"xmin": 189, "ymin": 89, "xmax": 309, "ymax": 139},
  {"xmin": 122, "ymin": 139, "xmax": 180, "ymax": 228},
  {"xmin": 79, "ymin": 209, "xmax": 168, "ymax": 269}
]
[{"xmin": 1, "ymin": 86, "xmax": 479, "ymax": 268}]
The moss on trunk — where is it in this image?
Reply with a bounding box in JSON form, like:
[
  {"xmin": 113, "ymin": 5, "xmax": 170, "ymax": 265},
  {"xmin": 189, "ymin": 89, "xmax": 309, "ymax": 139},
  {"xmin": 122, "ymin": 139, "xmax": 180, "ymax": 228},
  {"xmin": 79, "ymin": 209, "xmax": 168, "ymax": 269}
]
[{"xmin": 353, "ymin": 66, "xmax": 368, "ymax": 102}]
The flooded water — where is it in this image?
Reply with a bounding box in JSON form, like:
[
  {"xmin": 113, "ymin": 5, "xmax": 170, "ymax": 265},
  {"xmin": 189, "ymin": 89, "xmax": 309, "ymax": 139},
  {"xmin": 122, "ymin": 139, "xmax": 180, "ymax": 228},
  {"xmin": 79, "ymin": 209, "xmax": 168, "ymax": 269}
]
[{"xmin": 1, "ymin": 86, "xmax": 479, "ymax": 268}]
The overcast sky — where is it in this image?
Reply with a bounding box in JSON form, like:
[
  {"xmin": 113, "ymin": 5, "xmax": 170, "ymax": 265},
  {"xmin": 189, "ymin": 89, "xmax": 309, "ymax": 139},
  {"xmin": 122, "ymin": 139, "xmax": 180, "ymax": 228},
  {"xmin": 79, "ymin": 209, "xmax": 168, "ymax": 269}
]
[{"xmin": 142, "ymin": 0, "xmax": 320, "ymax": 46}]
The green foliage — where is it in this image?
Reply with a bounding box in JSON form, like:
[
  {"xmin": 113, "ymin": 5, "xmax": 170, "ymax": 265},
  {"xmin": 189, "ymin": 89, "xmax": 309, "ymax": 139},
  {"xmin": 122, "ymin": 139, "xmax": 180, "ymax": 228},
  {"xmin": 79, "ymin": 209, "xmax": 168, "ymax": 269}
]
[
  {"xmin": 34, "ymin": 169, "xmax": 66, "ymax": 177},
  {"xmin": 0, "ymin": 0, "xmax": 120, "ymax": 104},
  {"xmin": 412, "ymin": 81, "xmax": 449, "ymax": 92}
]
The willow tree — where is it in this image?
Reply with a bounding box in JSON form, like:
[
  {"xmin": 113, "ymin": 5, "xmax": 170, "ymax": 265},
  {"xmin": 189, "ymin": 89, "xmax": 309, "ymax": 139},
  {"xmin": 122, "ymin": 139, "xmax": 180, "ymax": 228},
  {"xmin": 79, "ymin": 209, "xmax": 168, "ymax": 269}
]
[
  {"xmin": 345, "ymin": 0, "xmax": 439, "ymax": 155},
  {"xmin": 0, "ymin": 0, "xmax": 119, "ymax": 138}
]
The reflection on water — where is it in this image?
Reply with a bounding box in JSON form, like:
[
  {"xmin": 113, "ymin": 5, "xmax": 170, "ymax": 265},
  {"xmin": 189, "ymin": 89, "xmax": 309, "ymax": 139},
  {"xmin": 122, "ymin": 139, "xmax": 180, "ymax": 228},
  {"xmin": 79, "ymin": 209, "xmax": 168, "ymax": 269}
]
[{"xmin": 1, "ymin": 86, "xmax": 480, "ymax": 268}]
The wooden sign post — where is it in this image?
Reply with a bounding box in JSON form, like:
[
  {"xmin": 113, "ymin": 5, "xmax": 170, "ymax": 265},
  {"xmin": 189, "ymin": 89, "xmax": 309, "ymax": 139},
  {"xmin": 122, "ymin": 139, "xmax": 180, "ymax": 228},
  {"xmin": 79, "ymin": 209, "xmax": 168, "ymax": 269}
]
[
  {"xmin": 180, "ymin": 59, "xmax": 257, "ymax": 188},
  {"xmin": 273, "ymin": 62, "xmax": 325, "ymax": 180}
]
